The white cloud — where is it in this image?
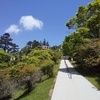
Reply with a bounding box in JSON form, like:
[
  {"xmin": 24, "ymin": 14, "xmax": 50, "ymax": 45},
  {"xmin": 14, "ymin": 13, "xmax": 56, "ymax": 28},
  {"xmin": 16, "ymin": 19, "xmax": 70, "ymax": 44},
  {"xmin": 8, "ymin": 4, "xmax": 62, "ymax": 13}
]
[
  {"xmin": 5, "ymin": 24, "xmax": 21, "ymax": 34},
  {"xmin": 20, "ymin": 15, "xmax": 43, "ymax": 30}
]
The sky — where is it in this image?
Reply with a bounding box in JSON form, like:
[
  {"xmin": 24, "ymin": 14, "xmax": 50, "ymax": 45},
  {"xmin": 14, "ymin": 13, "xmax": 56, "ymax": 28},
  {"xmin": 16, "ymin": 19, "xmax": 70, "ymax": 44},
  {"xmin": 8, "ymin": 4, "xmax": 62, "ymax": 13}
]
[{"xmin": 0, "ymin": 0, "xmax": 93, "ymax": 49}]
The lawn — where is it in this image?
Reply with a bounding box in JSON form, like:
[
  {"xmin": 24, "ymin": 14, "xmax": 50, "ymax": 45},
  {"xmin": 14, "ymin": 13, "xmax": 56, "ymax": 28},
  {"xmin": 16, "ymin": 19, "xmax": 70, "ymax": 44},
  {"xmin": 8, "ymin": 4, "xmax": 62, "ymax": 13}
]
[{"xmin": 19, "ymin": 78, "xmax": 54, "ymax": 100}]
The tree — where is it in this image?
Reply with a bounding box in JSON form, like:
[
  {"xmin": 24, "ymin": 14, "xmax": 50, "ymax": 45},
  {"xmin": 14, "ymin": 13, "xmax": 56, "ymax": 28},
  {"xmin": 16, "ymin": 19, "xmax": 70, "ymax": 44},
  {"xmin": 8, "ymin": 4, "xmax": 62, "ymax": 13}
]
[
  {"xmin": 66, "ymin": 0, "xmax": 100, "ymax": 38},
  {"xmin": 0, "ymin": 33, "xmax": 12, "ymax": 52},
  {"xmin": 42, "ymin": 39, "xmax": 47, "ymax": 45},
  {"xmin": 87, "ymin": 0, "xmax": 100, "ymax": 38},
  {"xmin": 62, "ymin": 32, "xmax": 91, "ymax": 57},
  {"xmin": 74, "ymin": 39, "xmax": 100, "ymax": 73},
  {"xmin": 63, "ymin": 0, "xmax": 100, "ymax": 74},
  {"xmin": 20, "ymin": 46, "xmax": 31, "ymax": 55},
  {"xmin": 27, "ymin": 41, "xmax": 33, "ymax": 48},
  {"xmin": 0, "ymin": 33, "xmax": 19, "ymax": 53},
  {"xmin": 46, "ymin": 41, "xmax": 49, "ymax": 46},
  {"xmin": 8, "ymin": 43, "xmax": 19, "ymax": 53},
  {"xmin": 32, "ymin": 40, "xmax": 40, "ymax": 49}
]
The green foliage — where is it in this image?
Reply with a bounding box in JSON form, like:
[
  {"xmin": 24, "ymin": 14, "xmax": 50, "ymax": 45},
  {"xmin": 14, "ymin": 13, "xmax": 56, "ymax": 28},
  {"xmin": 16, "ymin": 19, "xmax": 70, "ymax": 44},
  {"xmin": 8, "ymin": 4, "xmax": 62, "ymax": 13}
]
[
  {"xmin": 28, "ymin": 50, "xmax": 52, "ymax": 60},
  {"xmin": 13, "ymin": 78, "xmax": 54, "ymax": 100},
  {"xmin": 77, "ymin": 27, "xmax": 90, "ymax": 37},
  {"xmin": 0, "ymin": 63, "xmax": 8, "ymax": 68},
  {"xmin": 0, "ymin": 49, "xmax": 10, "ymax": 67},
  {"xmin": 0, "ymin": 49, "xmax": 10, "ymax": 61},
  {"xmin": 0, "ymin": 44, "xmax": 61, "ymax": 99},
  {"xmin": 74, "ymin": 39, "xmax": 100, "ymax": 72},
  {"xmin": 62, "ymin": 32, "xmax": 91, "ymax": 57},
  {"xmin": 66, "ymin": 0, "xmax": 100, "ymax": 38},
  {"xmin": 27, "ymin": 40, "xmax": 40, "ymax": 49},
  {"xmin": 11, "ymin": 60, "xmax": 60, "ymax": 100},
  {"xmin": 20, "ymin": 46, "xmax": 31, "ymax": 55},
  {"xmin": 27, "ymin": 56, "xmax": 39, "ymax": 65},
  {"xmin": 10, "ymin": 64, "xmax": 37, "ymax": 79},
  {"xmin": 40, "ymin": 60, "xmax": 54, "ymax": 78},
  {"xmin": 51, "ymin": 50, "xmax": 62, "ymax": 63},
  {"xmin": 0, "ymin": 33, "xmax": 19, "ymax": 53},
  {"xmin": 63, "ymin": 0, "xmax": 100, "ymax": 75},
  {"xmin": 0, "ymin": 68, "xmax": 12, "ymax": 100}
]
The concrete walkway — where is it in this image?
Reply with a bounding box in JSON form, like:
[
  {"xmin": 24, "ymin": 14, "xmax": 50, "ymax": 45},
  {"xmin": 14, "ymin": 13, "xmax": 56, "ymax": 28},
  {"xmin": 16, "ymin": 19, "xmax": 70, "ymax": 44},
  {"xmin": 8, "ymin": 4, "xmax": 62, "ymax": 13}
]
[{"xmin": 51, "ymin": 60, "xmax": 100, "ymax": 100}]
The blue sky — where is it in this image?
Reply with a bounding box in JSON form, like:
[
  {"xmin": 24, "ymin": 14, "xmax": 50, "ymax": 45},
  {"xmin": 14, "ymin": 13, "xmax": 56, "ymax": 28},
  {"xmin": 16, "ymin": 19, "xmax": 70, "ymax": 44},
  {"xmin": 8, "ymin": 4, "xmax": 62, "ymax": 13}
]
[{"xmin": 0, "ymin": 0, "xmax": 93, "ymax": 49}]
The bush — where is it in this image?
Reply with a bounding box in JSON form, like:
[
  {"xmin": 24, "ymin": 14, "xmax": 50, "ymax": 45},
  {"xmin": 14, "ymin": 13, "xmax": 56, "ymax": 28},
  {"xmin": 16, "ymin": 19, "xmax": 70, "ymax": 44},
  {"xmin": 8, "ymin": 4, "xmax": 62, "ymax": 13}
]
[
  {"xmin": 27, "ymin": 57, "xmax": 39, "ymax": 66},
  {"xmin": 0, "ymin": 50, "xmax": 10, "ymax": 68},
  {"xmin": 0, "ymin": 62, "xmax": 8, "ymax": 68},
  {"xmin": 28, "ymin": 50, "xmax": 52, "ymax": 60},
  {"xmin": 40, "ymin": 60, "xmax": 54, "ymax": 78},
  {"xmin": 51, "ymin": 50, "xmax": 62, "ymax": 63},
  {"xmin": 74, "ymin": 39, "xmax": 100, "ymax": 73},
  {"xmin": 0, "ymin": 68, "xmax": 12, "ymax": 100}
]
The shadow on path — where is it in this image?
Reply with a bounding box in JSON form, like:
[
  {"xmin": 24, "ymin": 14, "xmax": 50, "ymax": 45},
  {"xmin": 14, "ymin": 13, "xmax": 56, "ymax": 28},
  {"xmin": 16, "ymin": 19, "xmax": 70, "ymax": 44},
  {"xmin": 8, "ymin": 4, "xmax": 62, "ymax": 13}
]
[{"xmin": 58, "ymin": 60, "xmax": 80, "ymax": 79}]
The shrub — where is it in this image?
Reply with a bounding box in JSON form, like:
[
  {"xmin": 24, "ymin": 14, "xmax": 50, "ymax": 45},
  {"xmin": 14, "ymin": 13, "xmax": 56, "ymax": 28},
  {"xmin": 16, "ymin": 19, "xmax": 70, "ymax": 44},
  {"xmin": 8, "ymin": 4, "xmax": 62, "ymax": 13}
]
[
  {"xmin": 28, "ymin": 50, "xmax": 52, "ymax": 60},
  {"xmin": 27, "ymin": 57, "xmax": 39, "ymax": 66},
  {"xmin": 0, "ymin": 68, "xmax": 12, "ymax": 100},
  {"xmin": 74, "ymin": 39, "xmax": 100, "ymax": 73},
  {"xmin": 9, "ymin": 64, "xmax": 38, "ymax": 92},
  {"xmin": 0, "ymin": 49, "xmax": 10, "ymax": 68},
  {"xmin": 51, "ymin": 50, "xmax": 62, "ymax": 63},
  {"xmin": 40, "ymin": 60, "xmax": 54, "ymax": 78}
]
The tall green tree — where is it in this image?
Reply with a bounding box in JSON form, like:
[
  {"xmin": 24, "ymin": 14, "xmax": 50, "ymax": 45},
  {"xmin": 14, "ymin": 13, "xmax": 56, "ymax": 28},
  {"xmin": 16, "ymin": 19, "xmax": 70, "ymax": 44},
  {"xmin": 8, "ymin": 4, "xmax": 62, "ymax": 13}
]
[
  {"xmin": 32, "ymin": 40, "xmax": 40, "ymax": 49},
  {"xmin": 42, "ymin": 39, "xmax": 47, "ymax": 45},
  {"xmin": 0, "ymin": 33, "xmax": 19, "ymax": 53},
  {"xmin": 0, "ymin": 33, "xmax": 12, "ymax": 52},
  {"xmin": 66, "ymin": 0, "xmax": 100, "ymax": 38},
  {"xmin": 27, "ymin": 41, "xmax": 33, "ymax": 48}
]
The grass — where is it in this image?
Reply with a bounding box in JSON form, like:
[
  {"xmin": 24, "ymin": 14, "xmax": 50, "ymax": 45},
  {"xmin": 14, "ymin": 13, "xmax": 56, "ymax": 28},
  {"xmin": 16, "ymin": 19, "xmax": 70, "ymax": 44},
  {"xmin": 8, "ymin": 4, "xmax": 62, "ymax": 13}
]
[
  {"xmin": 19, "ymin": 78, "xmax": 54, "ymax": 100},
  {"xmin": 11, "ymin": 60, "xmax": 60, "ymax": 100},
  {"xmin": 71, "ymin": 61, "xmax": 100, "ymax": 90},
  {"xmin": 86, "ymin": 76, "xmax": 100, "ymax": 89},
  {"xmin": 11, "ymin": 86, "xmax": 27, "ymax": 100},
  {"xmin": 75, "ymin": 67, "xmax": 100, "ymax": 89}
]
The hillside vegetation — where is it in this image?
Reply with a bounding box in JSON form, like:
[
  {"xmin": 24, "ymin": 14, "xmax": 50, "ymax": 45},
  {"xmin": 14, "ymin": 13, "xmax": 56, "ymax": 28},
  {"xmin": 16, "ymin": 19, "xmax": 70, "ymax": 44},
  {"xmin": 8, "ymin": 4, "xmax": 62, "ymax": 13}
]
[{"xmin": 0, "ymin": 35, "xmax": 62, "ymax": 100}]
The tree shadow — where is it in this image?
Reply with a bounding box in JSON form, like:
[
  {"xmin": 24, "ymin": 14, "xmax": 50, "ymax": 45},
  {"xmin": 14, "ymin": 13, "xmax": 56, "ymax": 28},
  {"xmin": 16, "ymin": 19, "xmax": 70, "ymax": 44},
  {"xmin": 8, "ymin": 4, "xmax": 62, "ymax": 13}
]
[
  {"xmin": 96, "ymin": 77, "xmax": 100, "ymax": 85},
  {"xmin": 59, "ymin": 60, "xmax": 100, "ymax": 89},
  {"xmin": 73, "ymin": 65, "xmax": 100, "ymax": 90},
  {"xmin": 59, "ymin": 67, "xmax": 80, "ymax": 75},
  {"xmin": 59, "ymin": 60, "xmax": 80, "ymax": 75},
  {"xmin": 93, "ymin": 75, "xmax": 100, "ymax": 90},
  {"xmin": 14, "ymin": 90, "xmax": 30, "ymax": 100},
  {"xmin": 58, "ymin": 60, "xmax": 80, "ymax": 79}
]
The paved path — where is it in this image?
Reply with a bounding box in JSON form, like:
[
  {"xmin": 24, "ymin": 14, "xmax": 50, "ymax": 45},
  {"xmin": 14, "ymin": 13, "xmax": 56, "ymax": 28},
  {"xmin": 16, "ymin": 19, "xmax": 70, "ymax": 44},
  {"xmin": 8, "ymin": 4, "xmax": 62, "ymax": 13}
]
[{"xmin": 51, "ymin": 60, "xmax": 100, "ymax": 100}]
